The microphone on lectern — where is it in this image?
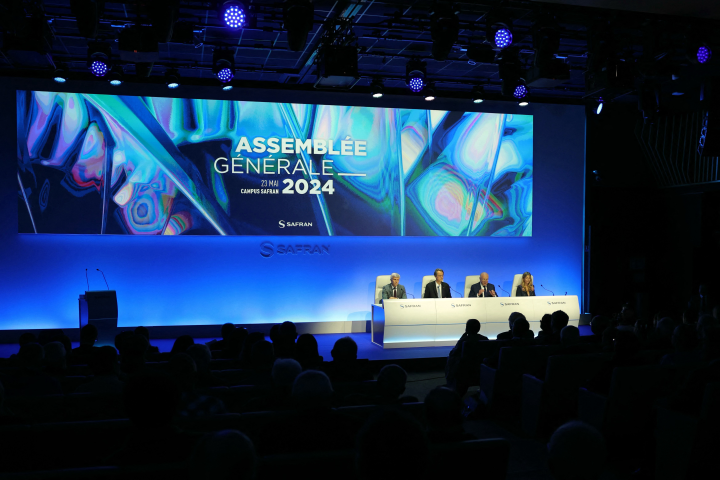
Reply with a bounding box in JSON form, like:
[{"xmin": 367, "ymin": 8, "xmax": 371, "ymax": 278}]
[
  {"xmin": 540, "ymin": 284, "xmax": 555, "ymax": 296},
  {"xmin": 449, "ymin": 286, "xmax": 463, "ymax": 297},
  {"xmin": 497, "ymin": 284, "xmax": 509, "ymax": 296},
  {"xmin": 97, "ymin": 269, "xmax": 110, "ymax": 290}
]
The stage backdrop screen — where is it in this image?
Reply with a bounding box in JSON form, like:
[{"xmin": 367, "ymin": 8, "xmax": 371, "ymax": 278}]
[{"xmin": 17, "ymin": 91, "xmax": 533, "ymax": 237}]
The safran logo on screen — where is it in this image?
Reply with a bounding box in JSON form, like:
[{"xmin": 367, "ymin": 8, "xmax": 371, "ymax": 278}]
[
  {"xmin": 279, "ymin": 221, "xmax": 313, "ymax": 228},
  {"xmin": 400, "ymin": 304, "xmax": 423, "ymax": 309},
  {"xmin": 451, "ymin": 304, "xmax": 472, "ymax": 308},
  {"xmin": 500, "ymin": 302, "xmax": 520, "ymax": 307},
  {"xmin": 260, "ymin": 241, "xmax": 329, "ymax": 258},
  {"xmin": 547, "ymin": 301, "xmax": 567, "ymax": 305}
]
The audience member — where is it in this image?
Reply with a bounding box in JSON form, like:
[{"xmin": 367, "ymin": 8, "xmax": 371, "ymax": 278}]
[
  {"xmin": 186, "ymin": 344, "xmax": 224, "ymax": 388},
  {"xmin": 70, "ymin": 324, "xmax": 98, "ymax": 363},
  {"xmin": 114, "ymin": 330, "xmax": 134, "ymax": 355},
  {"xmin": 484, "ymin": 316, "xmax": 534, "ymax": 368},
  {"xmin": 171, "ymin": 335, "xmax": 195, "ymax": 355},
  {"xmin": 242, "ymin": 358, "xmax": 302, "ymax": 411},
  {"xmin": 18, "ymin": 332, "xmax": 36, "ymax": 347},
  {"xmin": 74, "ymin": 346, "xmax": 124, "ymax": 395},
  {"xmin": 587, "ymin": 330, "xmax": 643, "ymax": 394},
  {"xmin": 660, "ymin": 324, "xmax": 702, "ymax": 367},
  {"xmin": 356, "ymin": 409, "xmax": 430, "ymax": 480},
  {"xmin": 346, "ymin": 364, "xmax": 417, "ymax": 406},
  {"xmin": 296, "ymin": 333, "xmax": 323, "ymax": 370},
  {"xmin": 537, "ymin": 310, "xmax": 570, "ymax": 345},
  {"xmin": 1, "ymin": 343, "xmax": 62, "ymax": 396},
  {"xmin": 697, "ymin": 314, "xmax": 719, "ymax": 339},
  {"xmin": 105, "ymin": 372, "xmax": 201, "ymax": 465},
  {"xmin": 119, "ymin": 334, "xmax": 149, "ymax": 375},
  {"xmin": 169, "ymin": 353, "xmax": 226, "ymax": 417},
  {"xmin": 424, "ymin": 386, "xmax": 474, "ymax": 443},
  {"xmin": 192, "ymin": 430, "xmax": 257, "ymax": 480},
  {"xmin": 537, "ymin": 314, "xmax": 553, "ymax": 340},
  {"xmin": 590, "ymin": 315, "xmax": 610, "ymax": 342},
  {"xmin": 134, "ymin": 326, "xmax": 160, "ymax": 354},
  {"xmin": 241, "ymin": 340, "xmax": 275, "ymax": 386},
  {"xmin": 497, "ymin": 312, "xmax": 534, "ymax": 340},
  {"xmin": 218, "ymin": 327, "xmax": 248, "ymax": 360},
  {"xmin": 43, "ymin": 341, "xmax": 67, "ymax": 377},
  {"xmin": 273, "ymin": 321, "xmax": 298, "ymax": 359},
  {"xmin": 446, "ymin": 319, "xmax": 489, "ymax": 394},
  {"xmin": 237, "ymin": 330, "xmax": 263, "ymax": 364},
  {"xmin": 207, "ymin": 323, "xmax": 236, "ymax": 351},
  {"xmin": 616, "ymin": 307, "xmax": 636, "ymax": 331},
  {"xmin": 324, "ymin": 336, "xmax": 372, "ymax": 383},
  {"xmin": 547, "ymin": 421, "xmax": 606, "ymax": 480}
]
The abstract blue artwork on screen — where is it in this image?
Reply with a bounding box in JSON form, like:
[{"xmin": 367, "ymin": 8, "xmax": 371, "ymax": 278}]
[{"xmin": 17, "ymin": 91, "xmax": 533, "ymax": 236}]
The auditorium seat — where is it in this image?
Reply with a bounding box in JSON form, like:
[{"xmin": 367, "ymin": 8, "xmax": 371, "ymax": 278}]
[
  {"xmin": 420, "ymin": 275, "xmax": 435, "ymax": 297},
  {"xmin": 655, "ymin": 382, "xmax": 720, "ymax": 480},
  {"xmin": 521, "ymin": 352, "xmax": 612, "ymax": 436},
  {"xmin": 431, "ymin": 438, "xmax": 511, "ymax": 480},
  {"xmin": 64, "ymin": 392, "xmax": 126, "ymax": 421},
  {"xmin": 480, "ymin": 346, "xmax": 560, "ymax": 413},
  {"xmin": 4, "ymin": 394, "xmax": 65, "ymax": 423},
  {"xmin": 510, "ymin": 273, "xmax": 533, "ymax": 297},
  {"xmin": 463, "ymin": 275, "xmax": 481, "ymax": 298},
  {"xmin": 258, "ymin": 449, "xmax": 355, "ymax": 480}
]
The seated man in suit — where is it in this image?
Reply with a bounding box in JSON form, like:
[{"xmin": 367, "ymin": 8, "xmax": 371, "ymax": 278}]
[
  {"xmin": 468, "ymin": 272, "xmax": 497, "ymax": 298},
  {"xmin": 424, "ymin": 268, "xmax": 452, "ymax": 298},
  {"xmin": 381, "ymin": 273, "xmax": 407, "ymax": 301}
]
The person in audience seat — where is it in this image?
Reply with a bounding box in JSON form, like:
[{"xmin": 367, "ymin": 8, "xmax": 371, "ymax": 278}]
[
  {"xmin": 273, "ymin": 321, "xmax": 298, "ymax": 359},
  {"xmin": 535, "ymin": 310, "xmax": 569, "ymax": 345},
  {"xmin": 191, "ymin": 430, "xmax": 257, "ymax": 480},
  {"xmin": 344, "ymin": 364, "xmax": 417, "ymax": 406},
  {"xmin": 296, "ymin": 333, "xmax": 323, "ymax": 370},
  {"xmin": 446, "ymin": 319, "xmax": 488, "ymax": 395},
  {"xmin": 497, "ymin": 312, "xmax": 534, "ymax": 340},
  {"xmin": 186, "ymin": 344, "xmax": 225, "ymax": 388},
  {"xmin": 241, "ymin": 358, "xmax": 302, "ymax": 411},
  {"xmin": 74, "ymin": 346, "xmax": 124, "ymax": 395},
  {"xmin": 69, "ymin": 324, "xmax": 98, "ymax": 364},
  {"xmin": 589, "ymin": 315, "xmax": 610, "ymax": 343},
  {"xmin": 548, "ymin": 421, "xmax": 606, "ymax": 480},
  {"xmin": 644, "ymin": 317, "xmax": 676, "ymax": 350},
  {"xmin": 660, "ymin": 324, "xmax": 702, "ymax": 367},
  {"xmin": 484, "ymin": 316, "xmax": 534, "ymax": 369},
  {"xmin": 536, "ymin": 314, "xmax": 553, "ymax": 341},
  {"xmin": 134, "ymin": 326, "xmax": 160, "ymax": 354},
  {"xmin": 171, "ymin": 335, "xmax": 195, "ymax": 355},
  {"xmin": 240, "ymin": 340, "xmax": 275, "ymax": 386},
  {"xmin": 0, "ymin": 343, "xmax": 62, "ymax": 396},
  {"xmin": 587, "ymin": 330, "xmax": 643, "ymax": 394},
  {"xmin": 425, "ymin": 386, "xmax": 475, "ymax": 443},
  {"xmin": 169, "ymin": 353, "xmax": 226, "ymax": 417},
  {"xmin": 207, "ymin": 323, "xmax": 236, "ymax": 351},
  {"xmin": 324, "ymin": 336, "xmax": 372, "ymax": 383}
]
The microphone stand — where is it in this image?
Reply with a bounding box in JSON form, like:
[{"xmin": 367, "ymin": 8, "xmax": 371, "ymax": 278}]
[{"xmin": 540, "ymin": 285, "xmax": 555, "ymax": 296}]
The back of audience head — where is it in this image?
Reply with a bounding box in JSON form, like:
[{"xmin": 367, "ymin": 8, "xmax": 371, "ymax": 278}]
[
  {"xmin": 114, "ymin": 330, "xmax": 134, "ymax": 354},
  {"xmin": 168, "ymin": 353, "xmax": 197, "ymax": 392},
  {"xmin": 120, "ymin": 334, "xmax": 149, "ymax": 372},
  {"xmin": 250, "ymin": 340, "xmax": 275, "ymax": 370},
  {"xmin": 512, "ymin": 316, "xmax": 529, "ymax": 339},
  {"xmin": 18, "ymin": 343, "xmax": 44, "ymax": 369},
  {"xmin": 269, "ymin": 324, "xmax": 280, "ymax": 344},
  {"xmin": 124, "ymin": 372, "xmax": 181, "ymax": 429},
  {"xmin": 540, "ymin": 314, "xmax": 553, "ymax": 334},
  {"xmin": 43, "ymin": 341, "xmax": 67, "ymax": 374},
  {"xmin": 508, "ymin": 311, "xmax": 523, "ymax": 329},
  {"xmin": 620, "ymin": 308, "xmax": 636, "ymax": 326},
  {"xmin": 465, "ymin": 319, "xmax": 480, "ymax": 335},
  {"xmin": 291, "ymin": 370, "xmax": 333, "ymax": 409},
  {"xmin": 698, "ymin": 314, "xmax": 719, "ymax": 339},
  {"xmin": 551, "ymin": 310, "xmax": 570, "ymax": 333},
  {"xmin": 331, "ymin": 336, "xmax": 358, "ymax": 362},
  {"xmin": 296, "ymin": 333, "xmax": 320, "ymax": 367},
  {"xmin": 242, "ymin": 331, "xmax": 264, "ymax": 358},
  {"xmin": 272, "ymin": 358, "xmax": 302, "ymax": 388},
  {"xmin": 590, "ymin": 315, "xmax": 610, "ymax": 337},
  {"xmin": 424, "ymin": 386, "xmax": 463, "ymax": 432},
  {"xmin": 683, "ymin": 307, "xmax": 699, "ymax": 325},
  {"xmin": 548, "ymin": 421, "xmax": 606, "ymax": 480},
  {"xmin": 18, "ymin": 332, "xmax": 36, "ymax": 347},
  {"xmin": 187, "ymin": 344, "xmax": 212, "ymax": 374},
  {"xmin": 279, "ymin": 321, "xmax": 297, "ymax": 340},
  {"xmin": 193, "ymin": 430, "xmax": 257, "ymax": 480},
  {"xmin": 377, "ymin": 364, "xmax": 407, "ymax": 399},
  {"xmin": 672, "ymin": 324, "xmax": 699, "ymax": 352},
  {"xmin": 356, "ymin": 409, "xmax": 430, "ymax": 480},
  {"xmin": 225, "ymin": 327, "xmax": 248, "ymax": 357},
  {"xmin": 613, "ymin": 330, "xmax": 641, "ymax": 359},
  {"xmin": 220, "ymin": 323, "xmax": 235, "ymax": 341},
  {"xmin": 80, "ymin": 324, "xmax": 98, "ymax": 346},
  {"xmin": 656, "ymin": 317, "xmax": 677, "ymax": 339},
  {"xmin": 134, "ymin": 326, "xmax": 150, "ymax": 342},
  {"xmin": 171, "ymin": 335, "xmax": 195, "ymax": 355},
  {"xmin": 90, "ymin": 346, "xmax": 119, "ymax": 375},
  {"xmin": 560, "ymin": 326, "xmax": 580, "ymax": 346}
]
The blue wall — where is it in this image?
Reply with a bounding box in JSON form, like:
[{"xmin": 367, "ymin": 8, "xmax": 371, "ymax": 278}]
[{"xmin": 0, "ymin": 79, "xmax": 585, "ymax": 330}]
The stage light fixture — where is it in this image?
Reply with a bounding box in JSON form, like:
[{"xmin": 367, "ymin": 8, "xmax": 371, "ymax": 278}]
[
  {"xmin": 213, "ymin": 49, "xmax": 235, "ymax": 84},
  {"xmin": 108, "ymin": 67, "xmax": 123, "ymax": 86},
  {"xmin": 283, "ymin": 0, "xmax": 314, "ymax": 52},
  {"xmin": 166, "ymin": 68, "xmax": 180, "ymax": 89},
  {"xmin": 406, "ymin": 59, "xmax": 426, "ymax": 93},
  {"xmin": 494, "ymin": 27, "xmax": 513, "ymax": 49},
  {"xmin": 53, "ymin": 68, "xmax": 68, "ymax": 83},
  {"xmin": 513, "ymin": 82, "xmax": 528, "ymax": 99},
  {"xmin": 219, "ymin": 1, "xmax": 247, "ymax": 29},
  {"xmin": 596, "ymin": 98, "xmax": 604, "ymax": 115},
  {"xmin": 87, "ymin": 42, "xmax": 112, "ymax": 78},
  {"xmin": 697, "ymin": 45, "xmax": 712, "ymax": 64},
  {"xmin": 472, "ymin": 86, "xmax": 485, "ymax": 103},
  {"xmin": 430, "ymin": 4, "xmax": 459, "ymax": 61},
  {"xmin": 70, "ymin": 0, "xmax": 105, "ymax": 39},
  {"xmin": 424, "ymin": 86, "xmax": 436, "ymax": 102},
  {"xmin": 370, "ymin": 80, "xmax": 384, "ymax": 98},
  {"xmin": 222, "ymin": 84, "xmax": 234, "ymax": 91},
  {"xmin": 518, "ymin": 100, "xmax": 529, "ymax": 106}
]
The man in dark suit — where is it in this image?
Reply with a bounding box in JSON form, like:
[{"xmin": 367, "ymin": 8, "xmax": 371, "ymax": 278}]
[
  {"xmin": 381, "ymin": 273, "xmax": 407, "ymax": 301},
  {"xmin": 468, "ymin": 272, "xmax": 497, "ymax": 298},
  {"xmin": 424, "ymin": 269, "xmax": 452, "ymax": 298}
]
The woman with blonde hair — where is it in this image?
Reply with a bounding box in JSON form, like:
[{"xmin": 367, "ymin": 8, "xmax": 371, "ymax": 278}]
[{"xmin": 516, "ymin": 272, "xmax": 535, "ymax": 297}]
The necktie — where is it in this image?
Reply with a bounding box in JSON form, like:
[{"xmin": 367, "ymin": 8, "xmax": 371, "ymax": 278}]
[
  {"xmin": 393, "ymin": 287, "xmax": 397, "ymax": 298},
  {"xmin": 437, "ymin": 285, "xmax": 441, "ymax": 298}
]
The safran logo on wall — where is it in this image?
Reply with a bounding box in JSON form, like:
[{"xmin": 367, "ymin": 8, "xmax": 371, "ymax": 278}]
[{"xmin": 260, "ymin": 241, "xmax": 330, "ymax": 258}]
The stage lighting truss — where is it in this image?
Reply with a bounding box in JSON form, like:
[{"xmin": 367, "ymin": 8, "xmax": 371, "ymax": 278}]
[
  {"xmin": 430, "ymin": 4, "xmax": 459, "ymax": 61},
  {"xmin": 219, "ymin": 1, "xmax": 247, "ymax": 29},
  {"xmin": 87, "ymin": 42, "xmax": 112, "ymax": 78},
  {"xmin": 370, "ymin": 79, "xmax": 384, "ymax": 98},
  {"xmin": 166, "ymin": 68, "xmax": 180, "ymax": 89},
  {"xmin": 213, "ymin": 49, "xmax": 235, "ymax": 83},
  {"xmin": 472, "ymin": 86, "xmax": 485, "ymax": 103},
  {"xmin": 406, "ymin": 59, "xmax": 427, "ymax": 93}
]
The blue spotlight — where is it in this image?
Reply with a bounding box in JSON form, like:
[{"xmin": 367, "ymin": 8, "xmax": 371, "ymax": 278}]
[
  {"xmin": 596, "ymin": 98, "xmax": 604, "ymax": 115},
  {"xmin": 513, "ymin": 83, "xmax": 527, "ymax": 99},
  {"xmin": 221, "ymin": 1, "xmax": 246, "ymax": 29},
  {"xmin": 90, "ymin": 59, "xmax": 108, "ymax": 77},
  {"xmin": 217, "ymin": 67, "xmax": 234, "ymax": 83},
  {"xmin": 697, "ymin": 45, "xmax": 712, "ymax": 64},
  {"xmin": 494, "ymin": 28, "xmax": 513, "ymax": 49},
  {"xmin": 409, "ymin": 76, "xmax": 424, "ymax": 92}
]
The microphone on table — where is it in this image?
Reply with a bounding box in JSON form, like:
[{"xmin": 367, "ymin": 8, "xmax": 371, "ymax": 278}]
[
  {"xmin": 96, "ymin": 269, "xmax": 110, "ymax": 290},
  {"xmin": 85, "ymin": 269, "xmax": 90, "ymax": 291},
  {"xmin": 407, "ymin": 292, "xmax": 416, "ymax": 298},
  {"xmin": 496, "ymin": 284, "xmax": 509, "ymax": 296},
  {"xmin": 449, "ymin": 286, "xmax": 463, "ymax": 298},
  {"xmin": 540, "ymin": 284, "xmax": 555, "ymax": 296},
  {"xmin": 565, "ymin": 292, "xmax": 568, "ymax": 296}
]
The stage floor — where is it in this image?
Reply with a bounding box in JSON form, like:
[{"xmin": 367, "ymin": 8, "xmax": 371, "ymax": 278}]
[{"xmin": 0, "ymin": 326, "xmax": 593, "ymax": 362}]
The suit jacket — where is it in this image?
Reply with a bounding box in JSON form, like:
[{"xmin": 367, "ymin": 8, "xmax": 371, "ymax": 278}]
[
  {"xmin": 469, "ymin": 282, "xmax": 497, "ymax": 298},
  {"xmin": 424, "ymin": 281, "xmax": 452, "ymax": 299},
  {"xmin": 515, "ymin": 285, "xmax": 536, "ymax": 297},
  {"xmin": 381, "ymin": 283, "xmax": 407, "ymax": 300}
]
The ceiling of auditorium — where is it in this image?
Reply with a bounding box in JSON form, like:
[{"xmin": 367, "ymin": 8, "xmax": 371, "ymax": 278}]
[{"xmin": 1, "ymin": 1, "xmax": 720, "ymax": 106}]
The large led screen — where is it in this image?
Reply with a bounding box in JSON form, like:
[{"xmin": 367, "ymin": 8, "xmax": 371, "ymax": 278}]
[{"xmin": 17, "ymin": 91, "xmax": 533, "ymax": 236}]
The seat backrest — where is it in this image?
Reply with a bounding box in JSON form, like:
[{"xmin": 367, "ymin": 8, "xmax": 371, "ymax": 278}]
[
  {"xmin": 421, "ymin": 275, "xmax": 436, "ymax": 298},
  {"xmin": 498, "ymin": 345, "xmax": 561, "ymax": 380},
  {"xmin": 464, "ymin": 275, "xmax": 481, "ymax": 298},
  {"xmin": 511, "ymin": 274, "xmax": 534, "ymax": 297},
  {"xmin": 431, "ymin": 439, "xmax": 511, "ymax": 480},
  {"xmin": 375, "ymin": 275, "xmax": 392, "ymax": 304}
]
